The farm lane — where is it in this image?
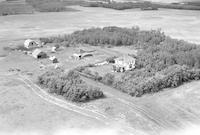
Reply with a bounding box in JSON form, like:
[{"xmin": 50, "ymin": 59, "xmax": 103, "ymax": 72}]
[{"xmin": 0, "ymin": 73, "xmax": 144, "ymax": 135}]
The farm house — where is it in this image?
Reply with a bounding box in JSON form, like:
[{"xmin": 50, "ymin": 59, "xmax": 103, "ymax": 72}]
[
  {"xmin": 24, "ymin": 39, "xmax": 38, "ymax": 49},
  {"xmin": 32, "ymin": 49, "xmax": 47, "ymax": 59},
  {"xmin": 113, "ymin": 55, "xmax": 136, "ymax": 72}
]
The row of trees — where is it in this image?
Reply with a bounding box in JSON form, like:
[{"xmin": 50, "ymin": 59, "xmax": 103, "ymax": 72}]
[
  {"xmin": 40, "ymin": 26, "xmax": 166, "ymax": 47},
  {"xmin": 38, "ymin": 69, "xmax": 104, "ymax": 102},
  {"xmin": 82, "ymin": 1, "xmax": 158, "ymax": 10},
  {"xmin": 95, "ymin": 65, "xmax": 200, "ymax": 97},
  {"xmin": 82, "ymin": 1, "xmax": 200, "ymax": 11}
]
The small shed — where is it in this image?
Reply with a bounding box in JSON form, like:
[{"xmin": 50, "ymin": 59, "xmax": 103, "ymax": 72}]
[
  {"xmin": 72, "ymin": 52, "xmax": 93, "ymax": 60},
  {"xmin": 51, "ymin": 46, "xmax": 57, "ymax": 53},
  {"xmin": 73, "ymin": 53, "xmax": 82, "ymax": 60},
  {"xmin": 49, "ymin": 56, "xmax": 58, "ymax": 63},
  {"xmin": 24, "ymin": 39, "xmax": 38, "ymax": 49},
  {"xmin": 32, "ymin": 49, "xmax": 47, "ymax": 59}
]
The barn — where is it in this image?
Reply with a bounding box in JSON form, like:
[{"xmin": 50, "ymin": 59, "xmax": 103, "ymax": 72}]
[
  {"xmin": 24, "ymin": 39, "xmax": 38, "ymax": 49},
  {"xmin": 32, "ymin": 49, "xmax": 47, "ymax": 59}
]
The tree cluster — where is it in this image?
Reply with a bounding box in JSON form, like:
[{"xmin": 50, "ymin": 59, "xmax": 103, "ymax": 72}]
[
  {"xmin": 40, "ymin": 26, "xmax": 165, "ymax": 47},
  {"xmin": 40, "ymin": 26, "xmax": 200, "ymax": 97},
  {"xmin": 102, "ymin": 65, "xmax": 200, "ymax": 97},
  {"xmin": 38, "ymin": 69, "xmax": 104, "ymax": 102},
  {"xmin": 82, "ymin": 1, "xmax": 158, "ymax": 10}
]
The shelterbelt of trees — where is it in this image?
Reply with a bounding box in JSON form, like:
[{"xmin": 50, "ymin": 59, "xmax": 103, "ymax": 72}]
[
  {"xmin": 40, "ymin": 26, "xmax": 200, "ymax": 97},
  {"xmin": 81, "ymin": 1, "xmax": 200, "ymax": 11},
  {"xmin": 38, "ymin": 69, "xmax": 104, "ymax": 102}
]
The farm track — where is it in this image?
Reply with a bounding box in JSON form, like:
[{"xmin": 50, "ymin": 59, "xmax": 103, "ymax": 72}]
[
  {"xmin": 19, "ymin": 75, "xmax": 110, "ymax": 123},
  {"xmin": 0, "ymin": 73, "xmax": 142, "ymax": 135},
  {"xmin": 82, "ymin": 76, "xmax": 200, "ymax": 130}
]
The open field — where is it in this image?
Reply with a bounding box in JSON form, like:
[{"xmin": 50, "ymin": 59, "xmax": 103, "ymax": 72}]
[
  {"xmin": 0, "ymin": 75, "xmax": 107, "ymax": 134},
  {"xmin": 0, "ymin": 6, "xmax": 200, "ymax": 44},
  {"xmin": 1, "ymin": 3, "xmax": 200, "ymax": 135}
]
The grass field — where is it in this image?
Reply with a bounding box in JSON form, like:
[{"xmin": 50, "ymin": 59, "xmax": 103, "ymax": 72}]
[
  {"xmin": 0, "ymin": 76, "xmax": 105, "ymax": 134},
  {"xmin": 0, "ymin": 1, "xmax": 34, "ymax": 16},
  {"xmin": 0, "ymin": 6, "xmax": 200, "ymax": 44}
]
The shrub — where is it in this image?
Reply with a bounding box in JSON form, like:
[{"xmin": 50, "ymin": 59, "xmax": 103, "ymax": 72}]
[
  {"xmin": 106, "ymin": 56, "xmax": 117, "ymax": 63},
  {"xmin": 102, "ymin": 73, "xmax": 115, "ymax": 85}
]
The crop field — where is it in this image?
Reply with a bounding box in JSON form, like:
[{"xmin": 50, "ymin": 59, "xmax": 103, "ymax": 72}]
[{"xmin": 0, "ymin": 6, "xmax": 200, "ymax": 44}]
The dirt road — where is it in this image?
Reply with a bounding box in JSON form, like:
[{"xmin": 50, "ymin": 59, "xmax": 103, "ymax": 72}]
[
  {"xmin": 0, "ymin": 73, "xmax": 145, "ymax": 135},
  {"xmin": 82, "ymin": 76, "xmax": 200, "ymax": 131}
]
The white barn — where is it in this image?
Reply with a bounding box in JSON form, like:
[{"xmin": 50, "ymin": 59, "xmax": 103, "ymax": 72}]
[{"xmin": 24, "ymin": 39, "xmax": 38, "ymax": 49}]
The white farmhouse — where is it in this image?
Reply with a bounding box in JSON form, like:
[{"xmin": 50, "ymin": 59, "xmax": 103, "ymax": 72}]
[{"xmin": 113, "ymin": 55, "xmax": 136, "ymax": 72}]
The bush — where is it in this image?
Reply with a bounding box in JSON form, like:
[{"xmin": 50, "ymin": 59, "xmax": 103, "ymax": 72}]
[
  {"xmin": 106, "ymin": 56, "xmax": 117, "ymax": 63},
  {"xmin": 102, "ymin": 73, "xmax": 115, "ymax": 85},
  {"xmin": 38, "ymin": 69, "xmax": 104, "ymax": 102}
]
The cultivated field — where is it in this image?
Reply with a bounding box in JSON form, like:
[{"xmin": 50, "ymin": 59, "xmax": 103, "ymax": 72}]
[{"xmin": 0, "ymin": 6, "xmax": 200, "ymax": 44}]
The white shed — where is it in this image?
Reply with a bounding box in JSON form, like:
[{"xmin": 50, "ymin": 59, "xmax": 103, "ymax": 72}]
[
  {"xmin": 24, "ymin": 39, "xmax": 38, "ymax": 49},
  {"xmin": 32, "ymin": 49, "xmax": 47, "ymax": 59},
  {"xmin": 49, "ymin": 56, "xmax": 58, "ymax": 63}
]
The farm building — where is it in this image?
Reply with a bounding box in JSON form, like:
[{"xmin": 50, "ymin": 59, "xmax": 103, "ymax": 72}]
[
  {"xmin": 24, "ymin": 39, "xmax": 38, "ymax": 49},
  {"xmin": 73, "ymin": 52, "xmax": 93, "ymax": 60},
  {"xmin": 32, "ymin": 49, "xmax": 47, "ymax": 59},
  {"xmin": 49, "ymin": 56, "xmax": 58, "ymax": 63},
  {"xmin": 113, "ymin": 55, "xmax": 136, "ymax": 72}
]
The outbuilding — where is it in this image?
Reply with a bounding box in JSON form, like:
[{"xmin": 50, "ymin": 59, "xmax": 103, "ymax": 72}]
[
  {"xmin": 24, "ymin": 39, "xmax": 38, "ymax": 49},
  {"xmin": 32, "ymin": 49, "xmax": 47, "ymax": 59},
  {"xmin": 73, "ymin": 53, "xmax": 82, "ymax": 60},
  {"xmin": 49, "ymin": 56, "xmax": 58, "ymax": 63},
  {"xmin": 72, "ymin": 52, "xmax": 93, "ymax": 60}
]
